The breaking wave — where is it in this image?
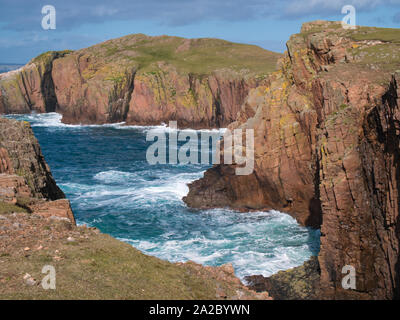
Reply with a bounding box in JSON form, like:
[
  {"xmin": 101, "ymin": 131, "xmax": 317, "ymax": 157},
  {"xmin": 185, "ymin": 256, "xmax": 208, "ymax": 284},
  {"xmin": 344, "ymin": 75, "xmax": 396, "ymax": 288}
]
[{"xmin": 5, "ymin": 112, "xmax": 320, "ymax": 279}]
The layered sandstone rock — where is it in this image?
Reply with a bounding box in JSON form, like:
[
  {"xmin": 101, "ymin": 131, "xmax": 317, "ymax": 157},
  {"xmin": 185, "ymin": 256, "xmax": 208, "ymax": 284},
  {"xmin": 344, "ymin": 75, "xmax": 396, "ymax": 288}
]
[
  {"xmin": 0, "ymin": 118, "xmax": 65, "ymax": 200},
  {"xmin": 0, "ymin": 118, "xmax": 73, "ymax": 224},
  {"xmin": 185, "ymin": 21, "xmax": 400, "ymax": 299},
  {"xmin": 0, "ymin": 51, "xmax": 71, "ymax": 115},
  {"xmin": 0, "ymin": 35, "xmax": 280, "ymax": 128}
]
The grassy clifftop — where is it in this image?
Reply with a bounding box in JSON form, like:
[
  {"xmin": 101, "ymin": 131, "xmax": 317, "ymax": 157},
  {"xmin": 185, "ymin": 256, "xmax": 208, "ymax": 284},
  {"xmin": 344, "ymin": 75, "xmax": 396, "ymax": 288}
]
[
  {"xmin": 298, "ymin": 21, "xmax": 400, "ymax": 72},
  {"xmin": 0, "ymin": 210, "xmax": 269, "ymax": 300},
  {"xmin": 70, "ymin": 33, "xmax": 281, "ymax": 78}
]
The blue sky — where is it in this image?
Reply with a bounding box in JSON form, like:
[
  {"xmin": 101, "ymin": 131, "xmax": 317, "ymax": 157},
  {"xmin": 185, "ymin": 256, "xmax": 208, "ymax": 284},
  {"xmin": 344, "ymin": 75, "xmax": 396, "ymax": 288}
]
[{"xmin": 0, "ymin": 0, "xmax": 399, "ymax": 63}]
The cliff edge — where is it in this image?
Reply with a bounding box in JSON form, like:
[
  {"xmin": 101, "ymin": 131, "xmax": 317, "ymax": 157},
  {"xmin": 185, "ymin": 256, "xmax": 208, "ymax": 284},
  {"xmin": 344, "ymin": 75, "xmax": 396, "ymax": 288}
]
[
  {"xmin": 184, "ymin": 21, "xmax": 400, "ymax": 299},
  {"xmin": 0, "ymin": 35, "xmax": 281, "ymax": 128},
  {"xmin": 0, "ymin": 117, "xmax": 269, "ymax": 300}
]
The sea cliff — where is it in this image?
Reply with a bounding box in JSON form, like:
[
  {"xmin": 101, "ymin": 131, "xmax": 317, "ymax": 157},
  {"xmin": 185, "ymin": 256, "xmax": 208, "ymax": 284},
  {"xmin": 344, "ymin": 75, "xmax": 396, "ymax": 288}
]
[
  {"xmin": 0, "ymin": 117, "xmax": 269, "ymax": 299},
  {"xmin": 2, "ymin": 21, "xmax": 400, "ymax": 299},
  {"xmin": 184, "ymin": 21, "xmax": 400, "ymax": 299},
  {"xmin": 0, "ymin": 35, "xmax": 280, "ymax": 128}
]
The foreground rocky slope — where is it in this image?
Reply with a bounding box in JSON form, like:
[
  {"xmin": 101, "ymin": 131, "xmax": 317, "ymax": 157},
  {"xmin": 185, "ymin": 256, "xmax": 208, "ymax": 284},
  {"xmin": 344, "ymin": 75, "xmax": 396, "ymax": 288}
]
[
  {"xmin": 0, "ymin": 117, "xmax": 269, "ymax": 299},
  {"xmin": 0, "ymin": 35, "xmax": 280, "ymax": 128},
  {"xmin": 0, "ymin": 211, "xmax": 270, "ymax": 299},
  {"xmin": 185, "ymin": 21, "xmax": 400, "ymax": 299}
]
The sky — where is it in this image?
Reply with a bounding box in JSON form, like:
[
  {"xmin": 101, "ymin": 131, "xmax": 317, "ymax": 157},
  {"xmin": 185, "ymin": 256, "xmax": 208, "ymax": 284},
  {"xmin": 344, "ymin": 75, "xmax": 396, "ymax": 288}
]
[{"xmin": 0, "ymin": 0, "xmax": 399, "ymax": 63}]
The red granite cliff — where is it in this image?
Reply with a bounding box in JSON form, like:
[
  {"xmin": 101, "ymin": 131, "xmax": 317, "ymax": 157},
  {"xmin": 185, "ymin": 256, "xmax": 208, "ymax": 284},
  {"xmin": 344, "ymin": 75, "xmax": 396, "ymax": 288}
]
[
  {"xmin": 184, "ymin": 21, "xmax": 400, "ymax": 299},
  {"xmin": 0, "ymin": 35, "xmax": 280, "ymax": 128}
]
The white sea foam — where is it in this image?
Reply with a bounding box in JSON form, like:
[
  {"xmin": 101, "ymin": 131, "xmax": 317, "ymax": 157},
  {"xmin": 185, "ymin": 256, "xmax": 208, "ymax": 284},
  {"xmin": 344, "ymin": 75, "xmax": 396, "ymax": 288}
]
[
  {"xmin": 56, "ymin": 165, "xmax": 318, "ymax": 280},
  {"xmin": 64, "ymin": 173, "xmax": 319, "ymax": 280},
  {"xmin": 93, "ymin": 170, "xmax": 143, "ymax": 183},
  {"xmin": 145, "ymin": 123, "xmax": 226, "ymax": 134},
  {"xmin": 5, "ymin": 112, "xmax": 227, "ymax": 134},
  {"xmin": 14, "ymin": 112, "xmax": 319, "ymax": 281}
]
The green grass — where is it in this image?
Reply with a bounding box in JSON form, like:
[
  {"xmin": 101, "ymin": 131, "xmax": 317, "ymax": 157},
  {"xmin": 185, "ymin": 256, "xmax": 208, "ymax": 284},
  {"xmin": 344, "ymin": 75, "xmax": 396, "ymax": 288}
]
[
  {"xmin": 348, "ymin": 42, "xmax": 400, "ymax": 71},
  {"xmin": 0, "ymin": 233, "xmax": 242, "ymax": 299},
  {"xmin": 78, "ymin": 34, "xmax": 281, "ymax": 77},
  {"xmin": 0, "ymin": 201, "xmax": 28, "ymax": 214},
  {"xmin": 349, "ymin": 27, "xmax": 400, "ymax": 43},
  {"xmin": 299, "ymin": 21, "xmax": 400, "ymax": 44},
  {"xmin": 31, "ymin": 50, "xmax": 73, "ymax": 70}
]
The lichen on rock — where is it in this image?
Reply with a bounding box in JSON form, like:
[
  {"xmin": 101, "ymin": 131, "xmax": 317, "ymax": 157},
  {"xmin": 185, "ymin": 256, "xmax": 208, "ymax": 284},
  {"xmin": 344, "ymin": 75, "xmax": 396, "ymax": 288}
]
[{"xmin": 185, "ymin": 21, "xmax": 400, "ymax": 299}]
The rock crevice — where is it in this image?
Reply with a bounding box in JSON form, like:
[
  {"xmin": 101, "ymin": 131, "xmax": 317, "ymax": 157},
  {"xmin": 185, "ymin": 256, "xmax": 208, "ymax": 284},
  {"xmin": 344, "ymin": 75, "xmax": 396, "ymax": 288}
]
[
  {"xmin": 184, "ymin": 21, "xmax": 400, "ymax": 299},
  {"xmin": 0, "ymin": 35, "xmax": 281, "ymax": 128},
  {"xmin": 0, "ymin": 118, "xmax": 73, "ymax": 224}
]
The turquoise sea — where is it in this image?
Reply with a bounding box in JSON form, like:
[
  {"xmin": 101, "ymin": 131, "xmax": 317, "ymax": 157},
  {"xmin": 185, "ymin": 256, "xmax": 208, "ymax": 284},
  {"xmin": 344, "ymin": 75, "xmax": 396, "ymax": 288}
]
[{"xmin": 6, "ymin": 112, "xmax": 320, "ymax": 280}]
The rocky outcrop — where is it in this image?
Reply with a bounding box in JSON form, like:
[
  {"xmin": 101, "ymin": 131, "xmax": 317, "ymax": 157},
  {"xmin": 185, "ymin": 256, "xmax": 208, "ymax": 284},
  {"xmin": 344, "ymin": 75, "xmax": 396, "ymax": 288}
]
[
  {"xmin": 0, "ymin": 35, "xmax": 280, "ymax": 128},
  {"xmin": 0, "ymin": 121, "xmax": 269, "ymax": 300},
  {"xmin": 0, "ymin": 51, "xmax": 71, "ymax": 115},
  {"xmin": 0, "ymin": 118, "xmax": 65, "ymax": 200},
  {"xmin": 0, "ymin": 118, "xmax": 73, "ymax": 223},
  {"xmin": 185, "ymin": 21, "xmax": 400, "ymax": 299},
  {"xmin": 124, "ymin": 67, "xmax": 256, "ymax": 128},
  {"xmin": 245, "ymin": 256, "xmax": 320, "ymax": 300}
]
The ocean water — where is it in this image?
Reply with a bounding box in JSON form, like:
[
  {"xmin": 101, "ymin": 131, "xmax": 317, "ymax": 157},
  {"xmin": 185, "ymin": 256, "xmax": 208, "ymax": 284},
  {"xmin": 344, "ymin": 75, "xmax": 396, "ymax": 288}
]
[
  {"xmin": 0, "ymin": 64, "xmax": 23, "ymax": 74},
  {"xmin": 5, "ymin": 113, "xmax": 320, "ymax": 279}
]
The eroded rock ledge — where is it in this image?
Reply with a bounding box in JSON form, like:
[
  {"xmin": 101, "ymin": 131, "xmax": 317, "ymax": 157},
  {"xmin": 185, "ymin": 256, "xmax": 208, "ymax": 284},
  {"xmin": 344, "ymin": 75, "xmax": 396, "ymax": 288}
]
[{"xmin": 184, "ymin": 21, "xmax": 400, "ymax": 299}]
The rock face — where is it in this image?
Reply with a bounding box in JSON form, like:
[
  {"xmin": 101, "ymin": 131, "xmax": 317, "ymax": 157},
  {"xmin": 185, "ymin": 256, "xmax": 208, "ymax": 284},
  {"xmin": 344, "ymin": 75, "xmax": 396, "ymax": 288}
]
[
  {"xmin": 0, "ymin": 51, "xmax": 71, "ymax": 115},
  {"xmin": 245, "ymin": 256, "xmax": 320, "ymax": 300},
  {"xmin": 0, "ymin": 118, "xmax": 74, "ymax": 224},
  {"xmin": 0, "ymin": 118, "xmax": 65, "ymax": 200},
  {"xmin": 184, "ymin": 21, "xmax": 400, "ymax": 299},
  {"xmin": 0, "ymin": 35, "xmax": 280, "ymax": 128}
]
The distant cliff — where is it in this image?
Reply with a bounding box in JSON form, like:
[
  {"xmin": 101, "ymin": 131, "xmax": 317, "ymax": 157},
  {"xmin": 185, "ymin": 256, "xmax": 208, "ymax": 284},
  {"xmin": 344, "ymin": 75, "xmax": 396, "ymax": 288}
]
[
  {"xmin": 184, "ymin": 21, "xmax": 400, "ymax": 299},
  {"xmin": 0, "ymin": 35, "xmax": 280, "ymax": 128}
]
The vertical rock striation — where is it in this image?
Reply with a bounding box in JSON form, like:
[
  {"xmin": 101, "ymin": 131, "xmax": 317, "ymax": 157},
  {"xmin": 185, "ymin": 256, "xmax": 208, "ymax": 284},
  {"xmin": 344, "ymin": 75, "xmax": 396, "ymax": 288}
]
[
  {"xmin": 0, "ymin": 118, "xmax": 65, "ymax": 200},
  {"xmin": 0, "ymin": 51, "xmax": 71, "ymax": 115},
  {"xmin": 0, "ymin": 118, "xmax": 74, "ymax": 224},
  {"xmin": 0, "ymin": 35, "xmax": 280, "ymax": 128},
  {"xmin": 184, "ymin": 21, "xmax": 400, "ymax": 299}
]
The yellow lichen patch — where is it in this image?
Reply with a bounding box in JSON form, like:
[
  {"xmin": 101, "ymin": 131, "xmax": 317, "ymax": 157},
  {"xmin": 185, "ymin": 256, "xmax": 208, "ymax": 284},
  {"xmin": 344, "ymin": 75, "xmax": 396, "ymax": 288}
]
[
  {"xmin": 319, "ymin": 135, "xmax": 329, "ymax": 167},
  {"xmin": 180, "ymin": 89, "xmax": 197, "ymax": 109}
]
